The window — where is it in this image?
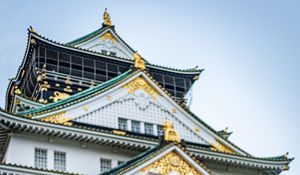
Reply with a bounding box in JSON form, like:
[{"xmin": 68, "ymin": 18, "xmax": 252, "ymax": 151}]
[
  {"xmin": 118, "ymin": 161, "xmax": 124, "ymax": 166},
  {"xmin": 131, "ymin": 120, "xmax": 140, "ymax": 133},
  {"xmin": 100, "ymin": 158, "xmax": 112, "ymax": 173},
  {"xmin": 145, "ymin": 123, "xmax": 153, "ymax": 135},
  {"xmin": 54, "ymin": 151, "xmax": 66, "ymax": 171},
  {"xmin": 118, "ymin": 118, "xmax": 128, "ymax": 130},
  {"xmin": 157, "ymin": 125, "xmax": 164, "ymax": 136},
  {"xmin": 34, "ymin": 148, "xmax": 47, "ymax": 169}
]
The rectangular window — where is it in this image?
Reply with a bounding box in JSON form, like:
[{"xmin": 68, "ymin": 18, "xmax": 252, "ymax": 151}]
[
  {"xmin": 131, "ymin": 120, "xmax": 140, "ymax": 133},
  {"xmin": 34, "ymin": 148, "xmax": 47, "ymax": 169},
  {"xmin": 145, "ymin": 123, "xmax": 153, "ymax": 135},
  {"xmin": 157, "ymin": 125, "xmax": 164, "ymax": 136},
  {"xmin": 54, "ymin": 151, "xmax": 66, "ymax": 171},
  {"xmin": 118, "ymin": 118, "xmax": 128, "ymax": 130},
  {"xmin": 100, "ymin": 158, "xmax": 112, "ymax": 173}
]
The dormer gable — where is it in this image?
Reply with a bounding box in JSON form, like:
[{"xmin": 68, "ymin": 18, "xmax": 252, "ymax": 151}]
[
  {"xmin": 102, "ymin": 142, "xmax": 211, "ymax": 175},
  {"xmin": 18, "ymin": 70, "xmax": 247, "ymax": 156},
  {"xmin": 68, "ymin": 27, "xmax": 135, "ymax": 59}
]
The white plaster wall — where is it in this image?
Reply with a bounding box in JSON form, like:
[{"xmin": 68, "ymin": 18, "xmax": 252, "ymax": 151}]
[
  {"xmin": 6, "ymin": 133, "xmax": 139, "ymax": 175},
  {"xmin": 77, "ymin": 29, "xmax": 133, "ymax": 59},
  {"xmin": 75, "ymin": 92, "xmax": 208, "ymax": 144}
]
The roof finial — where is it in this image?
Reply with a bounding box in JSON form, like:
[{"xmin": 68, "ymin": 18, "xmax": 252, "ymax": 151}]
[
  {"xmin": 284, "ymin": 152, "xmax": 289, "ymax": 159},
  {"xmin": 223, "ymin": 127, "xmax": 228, "ymax": 133},
  {"xmin": 29, "ymin": 26, "xmax": 36, "ymax": 33},
  {"xmin": 163, "ymin": 120, "xmax": 181, "ymax": 143},
  {"xmin": 133, "ymin": 51, "xmax": 146, "ymax": 70},
  {"xmin": 103, "ymin": 8, "xmax": 112, "ymax": 26}
]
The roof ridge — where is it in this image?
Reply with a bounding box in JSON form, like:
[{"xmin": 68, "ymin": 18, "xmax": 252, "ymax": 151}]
[
  {"xmin": 66, "ymin": 26, "xmax": 108, "ymax": 46},
  {"xmin": 33, "ymin": 29, "xmax": 202, "ymax": 74}
]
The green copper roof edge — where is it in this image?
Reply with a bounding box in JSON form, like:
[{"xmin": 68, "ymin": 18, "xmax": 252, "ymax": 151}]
[
  {"xmin": 33, "ymin": 29, "xmax": 201, "ymax": 74},
  {"xmin": 5, "ymin": 29, "xmax": 34, "ymax": 111},
  {"xmin": 9, "ymin": 31, "xmax": 259, "ymax": 159},
  {"xmin": 18, "ymin": 69, "xmax": 134, "ymax": 116},
  {"xmin": 0, "ymin": 163, "xmax": 80, "ymax": 175},
  {"xmin": 66, "ymin": 26, "xmax": 108, "ymax": 46},
  {"xmin": 101, "ymin": 144, "xmax": 163, "ymax": 175},
  {"xmin": 187, "ymin": 109, "xmax": 250, "ymax": 156}
]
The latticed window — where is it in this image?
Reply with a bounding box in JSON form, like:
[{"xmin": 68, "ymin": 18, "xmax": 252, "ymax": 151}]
[
  {"xmin": 131, "ymin": 120, "xmax": 140, "ymax": 133},
  {"xmin": 54, "ymin": 151, "xmax": 66, "ymax": 171},
  {"xmin": 34, "ymin": 148, "xmax": 47, "ymax": 169},
  {"xmin": 145, "ymin": 123, "xmax": 153, "ymax": 135},
  {"xmin": 100, "ymin": 158, "xmax": 112, "ymax": 173},
  {"xmin": 118, "ymin": 118, "xmax": 128, "ymax": 130},
  {"xmin": 157, "ymin": 125, "xmax": 164, "ymax": 136}
]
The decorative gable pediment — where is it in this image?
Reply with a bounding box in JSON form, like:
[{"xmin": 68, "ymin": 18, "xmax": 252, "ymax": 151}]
[
  {"xmin": 35, "ymin": 71, "xmax": 241, "ymax": 154},
  {"xmin": 140, "ymin": 151, "xmax": 201, "ymax": 175},
  {"xmin": 74, "ymin": 28, "xmax": 134, "ymax": 59},
  {"xmin": 120, "ymin": 145, "xmax": 211, "ymax": 175},
  {"xmin": 74, "ymin": 91, "xmax": 208, "ymax": 145}
]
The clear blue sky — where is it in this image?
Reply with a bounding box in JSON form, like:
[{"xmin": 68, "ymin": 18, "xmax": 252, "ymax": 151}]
[{"xmin": 0, "ymin": 0, "xmax": 299, "ymax": 174}]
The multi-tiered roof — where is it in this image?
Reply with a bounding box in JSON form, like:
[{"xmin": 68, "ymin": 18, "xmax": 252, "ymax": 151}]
[{"xmin": 0, "ymin": 9, "xmax": 293, "ymax": 175}]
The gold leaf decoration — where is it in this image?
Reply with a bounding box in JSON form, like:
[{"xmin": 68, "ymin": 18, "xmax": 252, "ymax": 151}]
[
  {"xmin": 41, "ymin": 111, "xmax": 72, "ymax": 126},
  {"xmin": 112, "ymin": 130, "xmax": 126, "ymax": 136},
  {"xmin": 103, "ymin": 8, "xmax": 112, "ymax": 26},
  {"xmin": 211, "ymin": 141, "xmax": 233, "ymax": 154},
  {"xmin": 140, "ymin": 151, "xmax": 201, "ymax": 175},
  {"xmin": 101, "ymin": 32, "xmax": 117, "ymax": 44},
  {"xmin": 49, "ymin": 91, "xmax": 70, "ymax": 102},
  {"xmin": 164, "ymin": 120, "xmax": 181, "ymax": 143},
  {"xmin": 122, "ymin": 77, "xmax": 159, "ymax": 99},
  {"xmin": 134, "ymin": 52, "xmax": 146, "ymax": 70}
]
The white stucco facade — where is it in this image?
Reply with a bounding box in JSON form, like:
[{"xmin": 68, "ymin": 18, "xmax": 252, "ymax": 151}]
[{"xmin": 5, "ymin": 133, "xmax": 139, "ymax": 175}]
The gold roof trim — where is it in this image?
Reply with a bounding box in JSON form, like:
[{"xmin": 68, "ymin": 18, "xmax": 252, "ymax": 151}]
[{"xmin": 41, "ymin": 111, "xmax": 72, "ymax": 126}]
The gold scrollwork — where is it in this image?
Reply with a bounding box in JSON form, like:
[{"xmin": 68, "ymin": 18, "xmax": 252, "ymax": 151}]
[
  {"xmin": 122, "ymin": 77, "xmax": 159, "ymax": 99},
  {"xmin": 14, "ymin": 88, "xmax": 21, "ymax": 95},
  {"xmin": 49, "ymin": 91, "xmax": 70, "ymax": 102},
  {"xmin": 101, "ymin": 32, "xmax": 117, "ymax": 44},
  {"xmin": 41, "ymin": 111, "xmax": 72, "ymax": 126},
  {"xmin": 38, "ymin": 99, "xmax": 48, "ymax": 104},
  {"xmin": 140, "ymin": 151, "xmax": 200, "ymax": 175}
]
